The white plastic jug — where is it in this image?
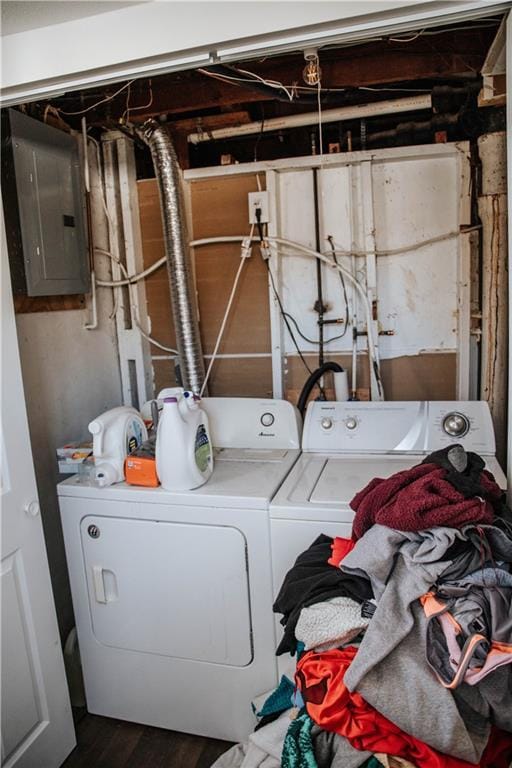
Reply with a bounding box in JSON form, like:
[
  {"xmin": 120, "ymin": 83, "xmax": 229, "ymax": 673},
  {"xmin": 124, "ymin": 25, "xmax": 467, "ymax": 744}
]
[
  {"xmin": 156, "ymin": 395, "xmax": 213, "ymax": 491},
  {"xmin": 89, "ymin": 406, "xmax": 147, "ymax": 487}
]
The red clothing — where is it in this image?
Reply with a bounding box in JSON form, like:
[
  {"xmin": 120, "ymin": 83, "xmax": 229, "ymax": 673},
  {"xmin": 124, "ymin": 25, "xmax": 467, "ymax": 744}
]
[
  {"xmin": 296, "ymin": 646, "xmax": 482, "ymax": 768},
  {"xmin": 480, "ymin": 728, "xmax": 512, "ymax": 768},
  {"xmin": 328, "ymin": 537, "xmax": 355, "ymax": 567},
  {"xmin": 350, "ymin": 463, "xmax": 498, "ymax": 541}
]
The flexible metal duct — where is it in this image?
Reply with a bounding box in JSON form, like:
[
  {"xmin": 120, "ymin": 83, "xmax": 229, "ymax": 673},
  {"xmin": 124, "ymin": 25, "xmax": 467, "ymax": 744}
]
[{"xmin": 137, "ymin": 120, "xmax": 205, "ymax": 394}]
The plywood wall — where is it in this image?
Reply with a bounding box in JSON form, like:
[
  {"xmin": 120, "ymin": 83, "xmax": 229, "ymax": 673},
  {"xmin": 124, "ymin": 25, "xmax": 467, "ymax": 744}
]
[
  {"xmin": 137, "ymin": 174, "xmax": 456, "ymax": 402},
  {"xmin": 138, "ymin": 174, "xmax": 272, "ymax": 396}
]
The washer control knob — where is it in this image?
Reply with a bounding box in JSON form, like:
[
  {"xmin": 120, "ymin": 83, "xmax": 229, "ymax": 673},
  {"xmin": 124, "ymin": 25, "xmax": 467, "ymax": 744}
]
[
  {"xmin": 442, "ymin": 412, "xmax": 470, "ymax": 438},
  {"xmin": 261, "ymin": 412, "xmax": 275, "ymax": 427},
  {"xmin": 345, "ymin": 417, "xmax": 357, "ymax": 430},
  {"xmin": 321, "ymin": 418, "xmax": 333, "ymax": 430}
]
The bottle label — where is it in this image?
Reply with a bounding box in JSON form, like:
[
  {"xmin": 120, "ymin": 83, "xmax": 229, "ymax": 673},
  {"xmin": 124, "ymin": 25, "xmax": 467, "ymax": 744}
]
[
  {"xmin": 126, "ymin": 419, "xmax": 144, "ymax": 454},
  {"xmin": 195, "ymin": 424, "xmax": 211, "ymax": 473}
]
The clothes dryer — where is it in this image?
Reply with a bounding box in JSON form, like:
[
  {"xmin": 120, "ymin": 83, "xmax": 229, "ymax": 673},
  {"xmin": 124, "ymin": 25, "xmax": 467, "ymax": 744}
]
[
  {"xmin": 58, "ymin": 398, "xmax": 300, "ymax": 742},
  {"xmin": 270, "ymin": 401, "xmax": 506, "ymax": 663}
]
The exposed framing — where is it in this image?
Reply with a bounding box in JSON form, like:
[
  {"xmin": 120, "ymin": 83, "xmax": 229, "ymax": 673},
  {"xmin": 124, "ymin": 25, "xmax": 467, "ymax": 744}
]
[
  {"xmin": 184, "ymin": 142, "xmax": 474, "ymax": 401},
  {"xmin": 102, "ymin": 132, "xmax": 152, "ymax": 408}
]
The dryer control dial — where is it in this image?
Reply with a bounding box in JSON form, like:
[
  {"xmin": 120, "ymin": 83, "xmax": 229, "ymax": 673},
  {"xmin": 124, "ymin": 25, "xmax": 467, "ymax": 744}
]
[
  {"xmin": 345, "ymin": 417, "xmax": 358, "ymax": 430},
  {"xmin": 321, "ymin": 417, "xmax": 333, "ymax": 430},
  {"xmin": 261, "ymin": 412, "xmax": 275, "ymax": 427},
  {"xmin": 442, "ymin": 412, "xmax": 470, "ymax": 438}
]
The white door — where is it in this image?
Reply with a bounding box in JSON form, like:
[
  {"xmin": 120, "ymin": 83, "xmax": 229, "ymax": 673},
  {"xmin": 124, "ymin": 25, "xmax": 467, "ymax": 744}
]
[{"xmin": 1, "ymin": 211, "xmax": 76, "ymax": 767}]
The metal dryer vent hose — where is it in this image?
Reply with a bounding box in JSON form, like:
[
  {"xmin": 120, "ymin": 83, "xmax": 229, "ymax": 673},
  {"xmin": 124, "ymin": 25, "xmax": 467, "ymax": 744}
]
[{"xmin": 136, "ymin": 120, "xmax": 206, "ymax": 394}]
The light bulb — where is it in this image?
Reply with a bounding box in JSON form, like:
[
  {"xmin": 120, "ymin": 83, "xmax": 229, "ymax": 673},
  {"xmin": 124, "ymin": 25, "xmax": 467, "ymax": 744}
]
[{"xmin": 303, "ymin": 59, "xmax": 321, "ymax": 86}]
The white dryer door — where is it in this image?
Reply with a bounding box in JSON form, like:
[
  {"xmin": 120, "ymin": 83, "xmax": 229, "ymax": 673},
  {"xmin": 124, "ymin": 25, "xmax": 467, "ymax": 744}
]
[{"xmin": 80, "ymin": 516, "xmax": 252, "ymax": 666}]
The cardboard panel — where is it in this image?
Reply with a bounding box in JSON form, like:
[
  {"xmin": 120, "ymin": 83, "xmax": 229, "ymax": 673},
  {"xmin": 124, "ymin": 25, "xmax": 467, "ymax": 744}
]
[
  {"xmin": 138, "ymin": 180, "xmax": 176, "ymax": 350},
  {"xmin": 152, "ymin": 357, "xmax": 272, "ymax": 399},
  {"xmin": 138, "ymin": 174, "xmax": 271, "ymax": 394},
  {"xmin": 190, "ymin": 175, "xmax": 270, "ymax": 355},
  {"xmin": 284, "ymin": 353, "xmax": 456, "ymax": 403},
  {"xmin": 152, "ymin": 359, "xmax": 179, "ymax": 396}
]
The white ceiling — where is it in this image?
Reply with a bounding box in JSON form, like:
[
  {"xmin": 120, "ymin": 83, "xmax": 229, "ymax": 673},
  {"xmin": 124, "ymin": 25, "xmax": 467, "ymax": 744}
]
[{"xmin": 1, "ymin": 1, "xmax": 150, "ymax": 36}]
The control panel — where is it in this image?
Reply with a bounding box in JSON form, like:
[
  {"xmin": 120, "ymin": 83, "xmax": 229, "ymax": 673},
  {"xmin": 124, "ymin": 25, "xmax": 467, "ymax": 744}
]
[
  {"xmin": 202, "ymin": 397, "xmax": 301, "ymax": 450},
  {"xmin": 302, "ymin": 401, "xmax": 496, "ymax": 455}
]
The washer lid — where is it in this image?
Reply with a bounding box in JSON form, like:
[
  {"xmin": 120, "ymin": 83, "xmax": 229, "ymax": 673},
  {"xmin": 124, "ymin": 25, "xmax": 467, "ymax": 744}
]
[
  {"xmin": 271, "ymin": 451, "xmax": 507, "ymax": 521},
  {"xmin": 310, "ymin": 456, "xmax": 419, "ymax": 505}
]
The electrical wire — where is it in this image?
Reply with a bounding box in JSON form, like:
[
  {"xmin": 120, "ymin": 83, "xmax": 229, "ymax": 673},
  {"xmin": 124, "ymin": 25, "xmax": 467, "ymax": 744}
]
[
  {"xmin": 58, "ymin": 79, "xmax": 136, "ymax": 115},
  {"xmin": 229, "ymin": 66, "xmax": 296, "ymax": 101},
  {"xmin": 266, "ymin": 260, "xmax": 316, "ymax": 380},
  {"xmin": 326, "ymin": 225, "xmax": 481, "ymax": 258},
  {"xmin": 269, "ymin": 243, "xmax": 381, "ymax": 397},
  {"xmin": 197, "ymin": 68, "xmax": 295, "ymax": 100},
  {"xmin": 86, "ymin": 135, "xmax": 178, "ymax": 353},
  {"xmin": 282, "ymin": 311, "xmax": 347, "ymax": 345},
  {"xmin": 315, "ymin": 20, "xmax": 501, "ymax": 52},
  {"xmin": 388, "ymin": 29, "xmax": 425, "ymax": 43},
  {"xmin": 255, "ymin": 210, "xmax": 323, "ymax": 393},
  {"xmin": 197, "ymin": 67, "xmax": 431, "ymax": 94},
  {"xmin": 96, "ymin": 247, "xmax": 179, "ymax": 354},
  {"xmin": 122, "ymin": 79, "xmax": 153, "ymax": 123},
  {"xmin": 200, "ymin": 227, "xmax": 255, "ymax": 396},
  {"xmin": 189, "ymin": 234, "xmax": 383, "ymax": 398},
  {"xmin": 92, "ymin": 220, "xmax": 476, "ymax": 288},
  {"xmin": 95, "ymin": 256, "xmax": 167, "ymax": 286}
]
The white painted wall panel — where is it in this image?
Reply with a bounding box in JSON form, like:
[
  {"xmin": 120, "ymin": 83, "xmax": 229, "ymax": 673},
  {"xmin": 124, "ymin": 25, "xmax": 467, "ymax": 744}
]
[
  {"xmin": 373, "ymin": 155, "xmax": 460, "ymax": 358},
  {"xmin": 372, "ymin": 156, "xmax": 459, "ymax": 249},
  {"xmin": 15, "ymin": 308, "xmax": 122, "ymax": 640},
  {"xmin": 277, "ymin": 170, "xmax": 317, "ymax": 353},
  {"xmin": 276, "ymin": 148, "xmax": 468, "ymax": 362},
  {"xmin": 377, "ymin": 246, "xmax": 458, "ymax": 356}
]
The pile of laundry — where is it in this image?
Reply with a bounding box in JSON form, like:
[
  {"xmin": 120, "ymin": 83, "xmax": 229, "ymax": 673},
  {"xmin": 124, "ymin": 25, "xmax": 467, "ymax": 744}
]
[{"xmin": 212, "ymin": 445, "xmax": 512, "ymax": 768}]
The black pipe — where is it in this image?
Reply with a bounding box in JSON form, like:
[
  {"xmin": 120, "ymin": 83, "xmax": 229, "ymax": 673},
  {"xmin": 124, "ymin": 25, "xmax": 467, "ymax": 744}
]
[{"xmin": 297, "ymin": 362, "xmax": 344, "ymax": 417}]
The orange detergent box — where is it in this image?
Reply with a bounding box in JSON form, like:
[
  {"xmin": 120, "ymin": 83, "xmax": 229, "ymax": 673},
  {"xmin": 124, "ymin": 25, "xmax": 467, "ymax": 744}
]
[{"xmin": 125, "ymin": 442, "xmax": 159, "ymax": 487}]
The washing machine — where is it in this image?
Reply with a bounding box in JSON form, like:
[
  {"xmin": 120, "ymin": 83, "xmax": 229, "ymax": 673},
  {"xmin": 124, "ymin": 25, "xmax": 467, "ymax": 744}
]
[
  {"xmin": 58, "ymin": 397, "xmax": 301, "ymax": 742},
  {"xmin": 270, "ymin": 400, "xmax": 507, "ymax": 661}
]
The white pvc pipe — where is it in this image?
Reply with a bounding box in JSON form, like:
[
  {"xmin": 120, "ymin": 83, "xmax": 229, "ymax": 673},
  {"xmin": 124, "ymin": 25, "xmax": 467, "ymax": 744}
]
[
  {"xmin": 83, "ymin": 269, "xmax": 98, "ymax": 329},
  {"xmin": 187, "ymin": 95, "xmax": 432, "ymax": 144}
]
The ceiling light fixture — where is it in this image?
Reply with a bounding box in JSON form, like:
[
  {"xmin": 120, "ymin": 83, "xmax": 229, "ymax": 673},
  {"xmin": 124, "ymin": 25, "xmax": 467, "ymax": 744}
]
[{"xmin": 303, "ymin": 48, "xmax": 321, "ymax": 86}]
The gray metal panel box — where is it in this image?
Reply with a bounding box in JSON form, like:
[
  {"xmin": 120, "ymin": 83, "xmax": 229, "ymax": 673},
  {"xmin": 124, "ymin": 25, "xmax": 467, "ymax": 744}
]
[{"xmin": 8, "ymin": 109, "xmax": 90, "ymax": 296}]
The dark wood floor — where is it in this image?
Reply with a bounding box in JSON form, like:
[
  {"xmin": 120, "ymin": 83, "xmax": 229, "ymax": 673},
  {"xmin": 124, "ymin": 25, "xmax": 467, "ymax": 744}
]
[{"xmin": 62, "ymin": 714, "xmax": 234, "ymax": 768}]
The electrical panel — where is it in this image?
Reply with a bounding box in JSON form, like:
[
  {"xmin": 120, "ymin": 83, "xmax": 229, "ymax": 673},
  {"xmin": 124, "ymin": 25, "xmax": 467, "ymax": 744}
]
[{"xmin": 4, "ymin": 109, "xmax": 90, "ymax": 297}]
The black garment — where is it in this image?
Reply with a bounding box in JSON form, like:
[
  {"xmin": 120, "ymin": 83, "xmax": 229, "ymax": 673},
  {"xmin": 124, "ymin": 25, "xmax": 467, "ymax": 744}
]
[
  {"xmin": 422, "ymin": 444, "xmax": 511, "ymax": 521},
  {"xmin": 453, "ymin": 666, "xmax": 512, "ymax": 735},
  {"xmin": 254, "ymin": 711, "xmax": 283, "ymax": 731},
  {"xmin": 273, "ymin": 535, "xmax": 373, "ymax": 656}
]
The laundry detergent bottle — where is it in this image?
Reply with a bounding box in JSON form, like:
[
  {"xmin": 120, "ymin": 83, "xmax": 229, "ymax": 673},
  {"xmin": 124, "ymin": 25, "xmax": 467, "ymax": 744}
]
[
  {"xmin": 156, "ymin": 396, "xmax": 213, "ymax": 491},
  {"xmin": 89, "ymin": 406, "xmax": 147, "ymax": 487}
]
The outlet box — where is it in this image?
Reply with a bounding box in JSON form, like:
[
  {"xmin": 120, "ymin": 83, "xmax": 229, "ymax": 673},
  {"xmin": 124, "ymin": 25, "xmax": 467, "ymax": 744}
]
[{"xmin": 248, "ymin": 191, "xmax": 270, "ymax": 224}]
